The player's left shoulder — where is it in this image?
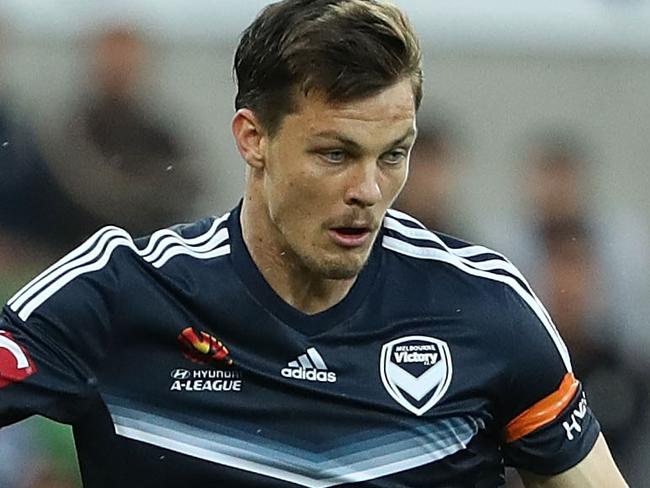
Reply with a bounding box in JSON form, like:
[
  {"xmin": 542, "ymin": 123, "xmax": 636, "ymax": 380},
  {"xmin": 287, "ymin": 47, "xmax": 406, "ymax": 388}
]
[
  {"xmin": 382, "ymin": 208, "xmax": 517, "ymax": 274},
  {"xmin": 381, "ymin": 208, "xmax": 557, "ymax": 340},
  {"xmin": 382, "ymin": 208, "xmax": 527, "ymax": 301}
]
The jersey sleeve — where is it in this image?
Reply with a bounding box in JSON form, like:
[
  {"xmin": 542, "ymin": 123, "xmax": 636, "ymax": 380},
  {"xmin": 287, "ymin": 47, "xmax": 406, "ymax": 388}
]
[
  {"xmin": 499, "ymin": 284, "xmax": 600, "ymax": 475},
  {"xmin": 0, "ymin": 231, "xmax": 122, "ymax": 426}
]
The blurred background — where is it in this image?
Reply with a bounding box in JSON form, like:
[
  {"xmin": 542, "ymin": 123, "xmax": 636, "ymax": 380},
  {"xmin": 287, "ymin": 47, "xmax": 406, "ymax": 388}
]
[{"xmin": 0, "ymin": 0, "xmax": 648, "ymax": 486}]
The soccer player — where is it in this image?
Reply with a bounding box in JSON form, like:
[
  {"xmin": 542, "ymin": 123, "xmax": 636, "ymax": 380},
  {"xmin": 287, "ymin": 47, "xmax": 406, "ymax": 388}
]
[{"xmin": 0, "ymin": 1, "xmax": 629, "ymax": 487}]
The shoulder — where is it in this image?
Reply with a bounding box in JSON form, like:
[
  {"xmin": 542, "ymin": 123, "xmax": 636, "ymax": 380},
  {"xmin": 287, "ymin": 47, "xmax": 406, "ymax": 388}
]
[
  {"xmin": 6, "ymin": 213, "xmax": 231, "ymax": 322},
  {"xmin": 133, "ymin": 213, "xmax": 231, "ymax": 269},
  {"xmin": 382, "ymin": 208, "xmax": 522, "ymax": 287},
  {"xmin": 381, "ymin": 207, "xmax": 524, "ymax": 315},
  {"xmin": 381, "ymin": 208, "xmax": 570, "ymax": 369}
]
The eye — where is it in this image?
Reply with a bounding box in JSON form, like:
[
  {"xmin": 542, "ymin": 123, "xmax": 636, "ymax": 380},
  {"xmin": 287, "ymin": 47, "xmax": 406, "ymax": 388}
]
[
  {"xmin": 321, "ymin": 150, "xmax": 346, "ymax": 164},
  {"xmin": 381, "ymin": 149, "xmax": 407, "ymax": 165}
]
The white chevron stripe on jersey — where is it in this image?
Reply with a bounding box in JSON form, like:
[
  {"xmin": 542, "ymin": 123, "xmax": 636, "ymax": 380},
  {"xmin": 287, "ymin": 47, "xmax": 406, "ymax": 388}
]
[
  {"xmin": 381, "ymin": 234, "xmax": 572, "ymax": 372},
  {"xmin": 8, "ymin": 213, "xmax": 230, "ymax": 312},
  {"xmin": 386, "ymin": 212, "xmax": 512, "ymax": 260},
  {"xmin": 384, "ymin": 212, "xmax": 561, "ymax": 353},
  {"xmin": 9, "ymin": 216, "xmax": 231, "ymax": 321},
  {"xmin": 140, "ymin": 212, "xmax": 229, "ymax": 260},
  {"xmin": 389, "ymin": 207, "xmax": 563, "ymax": 336},
  {"xmin": 387, "ymin": 209, "xmax": 513, "ymax": 262},
  {"xmin": 16, "ymin": 235, "xmax": 140, "ymax": 321},
  {"xmin": 9, "ymin": 227, "xmax": 132, "ymax": 313},
  {"xmin": 384, "ymin": 215, "xmax": 562, "ymax": 354},
  {"xmin": 386, "ymin": 208, "xmax": 424, "ymax": 227},
  {"xmin": 109, "ymin": 404, "xmax": 484, "ymax": 488},
  {"xmin": 14, "ymin": 237, "xmax": 230, "ymax": 321},
  {"xmin": 151, "ymin": 244, "xmax": 231, "ymax": 269},
  {"xmin": 148, "ymin": 228, "xmax": 229, "ymax": 268},
  {"xmin": 383, "ymin": 216, "xmax": 529, "ymax": 283},
  {"xmin": 7, "ymin": 226, "xmax": 121, "ymax": 308}
]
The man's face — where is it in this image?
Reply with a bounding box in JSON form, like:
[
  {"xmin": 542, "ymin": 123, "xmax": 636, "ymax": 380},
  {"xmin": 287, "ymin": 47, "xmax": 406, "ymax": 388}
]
[{"xmin": 260, "ymin": 79, "xmax": 416, "ymax": 279}]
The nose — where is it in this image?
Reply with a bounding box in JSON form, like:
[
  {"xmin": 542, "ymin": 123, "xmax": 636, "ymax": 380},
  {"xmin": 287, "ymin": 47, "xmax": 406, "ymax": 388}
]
[{"xmin": 344, "ymin": 160, "xmax": 382, "ymax": 208}]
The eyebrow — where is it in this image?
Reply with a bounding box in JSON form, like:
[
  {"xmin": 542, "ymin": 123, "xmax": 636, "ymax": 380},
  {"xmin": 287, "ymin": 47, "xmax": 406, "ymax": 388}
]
[{"xmin": 310, "ymin": 127, "xmax": 417, "ymax": 151}]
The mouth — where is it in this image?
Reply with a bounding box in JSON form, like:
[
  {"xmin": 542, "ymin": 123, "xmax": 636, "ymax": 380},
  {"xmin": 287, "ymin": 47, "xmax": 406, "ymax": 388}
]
[{"xmin": 329, "ymin": 226, "xmax": 373, "ymax": 248}]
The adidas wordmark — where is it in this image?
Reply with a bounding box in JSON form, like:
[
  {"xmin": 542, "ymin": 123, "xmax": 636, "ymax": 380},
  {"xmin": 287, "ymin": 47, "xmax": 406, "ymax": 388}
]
[{"xmin": 281, "ymin": 347, "xmax": 337, "ymax": 383}]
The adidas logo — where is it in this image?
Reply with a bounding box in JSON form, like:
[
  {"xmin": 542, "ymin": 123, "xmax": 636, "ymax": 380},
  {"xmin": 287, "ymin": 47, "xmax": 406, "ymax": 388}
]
[{"xmin": 281, "ymin": 347, "xmax": 337, "ymax": 383}]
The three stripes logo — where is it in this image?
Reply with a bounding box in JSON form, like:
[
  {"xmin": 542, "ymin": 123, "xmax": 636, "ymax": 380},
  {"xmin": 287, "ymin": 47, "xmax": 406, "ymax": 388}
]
[{"xmin": 281, "ymin": 347, "xmax": 337, "ymax": 383}]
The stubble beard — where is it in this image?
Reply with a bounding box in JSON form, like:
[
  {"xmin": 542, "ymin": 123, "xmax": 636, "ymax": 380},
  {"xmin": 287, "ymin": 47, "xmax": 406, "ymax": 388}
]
[
  {"xmin": 269, "ymin": 205, "xmax": 376, "ymax": 281},
  {"xmin": 284, "ymin": 231, "xmax": 374, "ymax": 281},
  {"xmin": 299, "ymin": 250, "xmax": 367, "ymax": 280}
]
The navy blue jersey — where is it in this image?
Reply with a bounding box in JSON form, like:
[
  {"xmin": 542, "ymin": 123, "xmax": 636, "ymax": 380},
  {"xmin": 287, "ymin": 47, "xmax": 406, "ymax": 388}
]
[{"xmin": 0, "ymin": 204, "xmax": 599, "ymax": 487}]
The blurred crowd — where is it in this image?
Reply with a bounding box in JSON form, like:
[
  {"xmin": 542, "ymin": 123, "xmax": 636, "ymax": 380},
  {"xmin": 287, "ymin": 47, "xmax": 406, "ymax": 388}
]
[
  {"xmin": 395, "ymin": 121, "xmax": 650, "ymax": 487},
  {"xmin": 1, "ymin": 20, "xmax": 649, "ymax": 488},
  {"xmin": 0, "ymin": 24, "xmax": 202, "ymax": 488}
]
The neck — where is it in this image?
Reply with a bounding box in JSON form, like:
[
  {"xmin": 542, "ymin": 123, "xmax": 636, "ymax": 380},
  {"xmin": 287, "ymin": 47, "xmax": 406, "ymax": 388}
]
[{"xmin": 240, "ymin": 196, "xmax": 357, "ymax": 315}]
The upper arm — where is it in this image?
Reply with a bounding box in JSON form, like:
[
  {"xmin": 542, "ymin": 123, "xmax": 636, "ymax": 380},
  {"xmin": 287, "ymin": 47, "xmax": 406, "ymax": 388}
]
[
  {"xmin": 0, "ymin": 228, "xmax": 126, "ymax": 426},
  {"xmin": 498, "ymin": 284, "xmax": 601, "ymax": 475},
  {"xmin": 519, "ymin": 433, "xmax": 628, "ymax": 488},
  {"xmin": 0, "ymin": 273, "xmax": 114, "ymax": 426}
]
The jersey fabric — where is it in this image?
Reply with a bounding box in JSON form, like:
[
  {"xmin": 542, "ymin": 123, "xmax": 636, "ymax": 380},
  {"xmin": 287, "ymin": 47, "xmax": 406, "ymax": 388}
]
[{"xmin": 0, "ymin": 204, "xmax": 600, "ymax": 488}]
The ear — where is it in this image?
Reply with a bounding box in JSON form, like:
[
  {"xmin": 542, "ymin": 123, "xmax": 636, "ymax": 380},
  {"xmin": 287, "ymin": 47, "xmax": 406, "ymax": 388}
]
[{"xmin": 232, "ymin": 109, "xmax": 267, "ymax": 170}]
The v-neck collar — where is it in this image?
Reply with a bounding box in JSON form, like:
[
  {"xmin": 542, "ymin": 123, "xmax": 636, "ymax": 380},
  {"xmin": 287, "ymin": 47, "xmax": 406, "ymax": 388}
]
[{"xmin": 228, "ymin": 202, "xmax": 382, "ymax": 336}]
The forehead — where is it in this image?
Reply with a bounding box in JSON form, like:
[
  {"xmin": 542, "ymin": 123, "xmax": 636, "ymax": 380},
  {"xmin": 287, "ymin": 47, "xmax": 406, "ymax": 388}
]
[{"xmin": 283, "ymin": 79, "xmax": 417, "ymax": 139}]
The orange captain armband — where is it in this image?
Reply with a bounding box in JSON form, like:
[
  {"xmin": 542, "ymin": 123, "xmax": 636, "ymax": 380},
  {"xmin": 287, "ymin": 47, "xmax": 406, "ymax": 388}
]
[{"xmin": 504, "ymin": 372, "xmax": 580, "ymax": 443}]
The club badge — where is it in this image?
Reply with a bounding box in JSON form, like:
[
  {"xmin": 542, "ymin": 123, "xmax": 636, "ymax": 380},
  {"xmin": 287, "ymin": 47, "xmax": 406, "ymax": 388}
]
[
  {"xmin": 380, "ymin": 335, "xmax": 452, "ymax": 416},
  {"xmin": 0, "ymin": 330, "xmax": 37, "ymax": 388}
]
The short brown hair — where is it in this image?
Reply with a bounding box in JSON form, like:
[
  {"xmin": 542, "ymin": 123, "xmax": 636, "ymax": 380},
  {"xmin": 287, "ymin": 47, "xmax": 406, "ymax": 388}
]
[{"xmin": 234, "ymin": 0, "xmax": 423, "ymax": 135}]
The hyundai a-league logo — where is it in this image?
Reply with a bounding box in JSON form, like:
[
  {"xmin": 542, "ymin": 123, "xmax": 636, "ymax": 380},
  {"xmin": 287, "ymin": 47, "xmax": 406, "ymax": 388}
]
[
  {"xmin": 380, "ymin": 335, "xmax": 453, "ymax": 416},
  {"xmin": 170, "ymin": 369, "xmax": 191, "ymax": 380}
]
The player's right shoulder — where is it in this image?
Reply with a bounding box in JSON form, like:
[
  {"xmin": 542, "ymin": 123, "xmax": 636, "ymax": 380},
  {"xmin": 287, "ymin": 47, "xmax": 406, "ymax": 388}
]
[
  {"xmin": 5, "ymin": 214, "xmax": 229, "ymax": 323},
  {"xmin": 6, "ymin": 225, "xmax": 135, "ymax": 322}
]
